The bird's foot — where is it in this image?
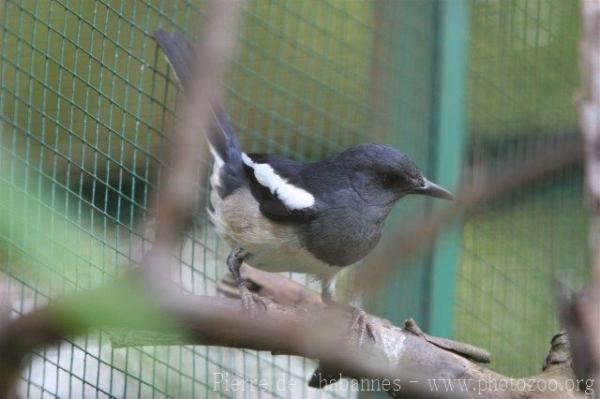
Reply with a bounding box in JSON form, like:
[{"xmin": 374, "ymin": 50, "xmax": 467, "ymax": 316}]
[
  {"xmin": 349, "ymin": 306, "xmax": 381, "ymax": 345},
  {"xmin": 323, "ymin": 301, "xmax": 380, "ymax": 345},
  {"xmin": 239, "ymin": 284, "xmax": 270, "ymax": 315}
]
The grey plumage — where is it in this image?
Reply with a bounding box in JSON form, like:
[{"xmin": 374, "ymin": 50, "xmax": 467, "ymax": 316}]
[
  {"xmin": 295, "ymin": 144, "xmax": 428, "ymax": 266},
  {"xmin": 153, "ymin": 30, "xmax": 454, "ymax": 305}
]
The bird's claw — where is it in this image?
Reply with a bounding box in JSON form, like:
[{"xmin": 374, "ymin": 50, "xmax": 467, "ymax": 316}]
[
  {"xmin": 323, "ymin": 301, "xmax": 380, "ymax": 345},
  {"xmin": 239, "ymin": 284, "xmax": 270, "ymax": 315},
  {"xmin": 350, "ymin": 307, "xmax": 380, "ymax": 345}
]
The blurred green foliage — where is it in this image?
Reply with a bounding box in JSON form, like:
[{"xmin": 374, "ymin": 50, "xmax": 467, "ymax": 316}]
[
  {"xmin": 1, "ymin": 0, "xmax": 373, "ymax": 185},
  {"xmin": 457, "ymin": 177, "xmax": 588, "ymax": 376},
  {"xmin": 0, "ymin": 156, "xmax": 107, "ymax": 290},
  {"xmin": 468, "ymin": 0, "xmax": 579, "ymax": 139},
  {"xmin": 0, "ymin": 156, "xmax": 175, "ymax": 333},
  {"xmin": 456, "ymin": 0, "xmax": 585, "ymax": 377},
  {"xmin": 232, "ymin": 0, "xmax": 373, "ymax": 158}
]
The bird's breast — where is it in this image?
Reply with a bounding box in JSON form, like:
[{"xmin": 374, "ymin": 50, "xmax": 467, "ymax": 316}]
[
  {"xmin": 299, "ymin": 204, "xmax": 387, "ymax": 266},
  {"xmin": 210, "ymin": 185, "xmax": 331, "ymax": 276}
]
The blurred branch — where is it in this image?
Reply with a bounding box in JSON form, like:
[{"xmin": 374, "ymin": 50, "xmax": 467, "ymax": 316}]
[
  {"xmin": 0, "ymin": 271, "xmax": 586, "ymax": 399},
  {"xmin": 558, "ymin": 0, "xmax": 600, "ymax": 395},
  {"xmin": 143, "ymin": 0, "xmax": 242, "ymax": 282},
  {"xmin": 107, "ymin": 270, "xmax": 582, "ymax": 399},
  {"xmin": 0, "ymin": 275, "xmax": 469, "ymax": 399}
]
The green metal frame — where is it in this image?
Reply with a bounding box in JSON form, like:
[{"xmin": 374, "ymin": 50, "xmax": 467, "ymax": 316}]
[
  {"xmin": 427, "ymin": 0, "xmax": 470, "ymax": 338},
  {"xmin": 369, "ymin": 0, "xmax": 469, "ymax": 339}
]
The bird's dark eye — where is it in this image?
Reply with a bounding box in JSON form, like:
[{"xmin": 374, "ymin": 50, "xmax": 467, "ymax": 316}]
[{"xmin": 382, "ymin": 173, "xmax": 400, "ymax": 185}]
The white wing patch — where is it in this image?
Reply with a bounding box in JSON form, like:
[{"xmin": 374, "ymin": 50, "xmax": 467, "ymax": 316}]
[
  {"xmin": 241, "ymin": 153, "xmax": 315, "ymax": 210},
  {"xmin": 209, "ymin": 144, "xmax": 224, "ymax": 189}
]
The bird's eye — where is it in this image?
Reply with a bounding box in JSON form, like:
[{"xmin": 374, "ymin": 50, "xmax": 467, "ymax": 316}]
[{"xmin": 382, "ymin": 174, "xmax": 400, "ymax": 185}]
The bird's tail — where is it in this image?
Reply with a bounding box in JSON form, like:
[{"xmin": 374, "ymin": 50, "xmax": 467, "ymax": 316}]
[{"xmin": 153, "ymin": 29, "xmax": 245, "ymax": 198}]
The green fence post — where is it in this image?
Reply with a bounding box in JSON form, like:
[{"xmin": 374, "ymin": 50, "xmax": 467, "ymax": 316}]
[
  {"xmin": 368, "ymin": 0, "xmax": 468, "ymax": 338},
  {"xmin": 427, "ymin": 0, "xmax": 470, "ymax": 338}
]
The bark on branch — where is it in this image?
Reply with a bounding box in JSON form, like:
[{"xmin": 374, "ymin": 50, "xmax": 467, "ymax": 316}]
[{"xmin": 0, "ymin": 268, "xmax": 589, "ymax": 399}]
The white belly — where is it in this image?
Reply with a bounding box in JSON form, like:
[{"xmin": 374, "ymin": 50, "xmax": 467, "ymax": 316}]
[{"xmin": 209, "ymin": 185, "xmax": 332, "ymax": 277}]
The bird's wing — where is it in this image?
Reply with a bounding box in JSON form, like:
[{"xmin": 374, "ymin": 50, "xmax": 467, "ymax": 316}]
[
  {"xmin": 242, "ymin": 153, "xmax": 318, "ymax": 222},
  {"xmin": 154, "ymin": 29, "xmax": 316, "ymax": 223}
]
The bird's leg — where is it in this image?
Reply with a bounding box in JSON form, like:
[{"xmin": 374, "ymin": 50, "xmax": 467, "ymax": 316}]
[
  {"xmin": 320, "ymin": 273, "xmax": 380, "ymax": 344},
  {"xmin": 226, "ymin": 247, "xmax": 248, "ymax": 285},
  {"xmin": 227, "ymin": 248, "xmax": 269, "ymax": 313},
  {"xmin": 320, "ymin": 272, "xmax": 337, "ymax": 305}
]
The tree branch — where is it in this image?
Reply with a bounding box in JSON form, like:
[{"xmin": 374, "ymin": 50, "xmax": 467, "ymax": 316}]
[{"xmin": 1, "ymin": 269, "xmax": 586, "ymax": 398}]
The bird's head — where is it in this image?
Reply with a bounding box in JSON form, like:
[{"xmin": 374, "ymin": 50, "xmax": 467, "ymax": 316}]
[{"xmin": 339, "ymin": 144, "xmax": 454, "ymax": 205}]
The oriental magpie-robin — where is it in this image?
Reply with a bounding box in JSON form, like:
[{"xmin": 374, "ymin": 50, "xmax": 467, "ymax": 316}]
[{"xmin": 154, "ymin": 30, "xmax": 454, "ymax": 317}]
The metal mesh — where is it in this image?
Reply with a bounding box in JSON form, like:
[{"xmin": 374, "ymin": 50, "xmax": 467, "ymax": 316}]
[
  {"xmin": 456, "ymin": 0, "xmax": 586, "ymax": 377},
  {"xmin": 0, "ymin": 0, "xmax": 420, "ymax": 397},
  {"xmin": 0, "ymin": 0, "xmax": 588, "ymax": 396},
  {"xmin": 367, "ymin": 0, "xmax": 440, "ymax": 327}
]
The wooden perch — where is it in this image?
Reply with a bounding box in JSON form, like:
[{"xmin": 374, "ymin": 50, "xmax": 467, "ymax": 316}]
[
  {"xmin": 0, "ymin": 271, "xmax": 588, "ymax": 398},
  {"xmin": 102, "ymin": 268, "xmax": 587, "ymax": 398}
]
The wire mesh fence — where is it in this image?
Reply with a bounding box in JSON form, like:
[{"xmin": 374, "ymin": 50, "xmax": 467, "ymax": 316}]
[
  {"xmin": 456, "ymin": 0, "xmax": 587, "ymax": 377},
  {"xmin": 0, "ymin": 0, "xmax": 589, "ymax": 397},
  {"xmin": 0, "ymin": 0, "xmax": 389, "ymax": 397}
]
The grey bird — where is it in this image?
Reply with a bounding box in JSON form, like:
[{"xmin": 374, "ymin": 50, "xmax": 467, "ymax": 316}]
[{"xmin": 154, "ymin": 30, "xmax": 453, "ymax": 334}]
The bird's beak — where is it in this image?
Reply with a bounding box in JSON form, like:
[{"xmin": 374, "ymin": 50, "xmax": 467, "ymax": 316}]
[{"xmin": 415, "ymin": 178, "xmax": 455, "ymax": 200}]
